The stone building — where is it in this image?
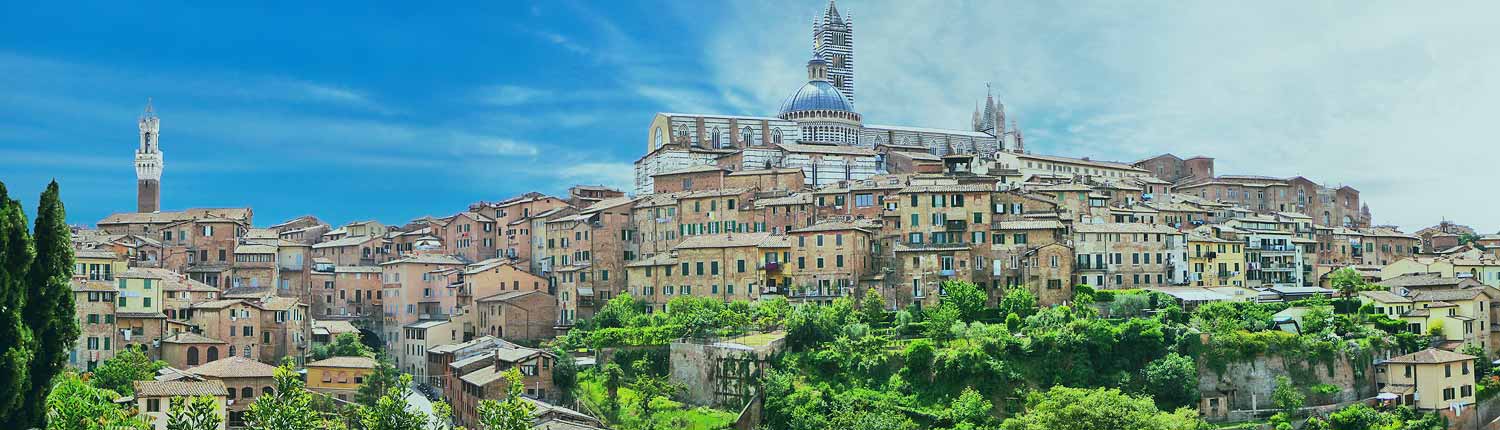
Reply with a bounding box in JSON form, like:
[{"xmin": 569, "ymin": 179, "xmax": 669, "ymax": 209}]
[
  {"xmin": 134, "ymin": 380, "xmax": 228, "ymax": 430},
  {"xmin": 187, "ymin": 299, "xmax": 263, "ymax": 362},
  {"xmin": 453, "ymin": 346, "xmax": 559, "ymax": 427},
  {"xmin": 625, "ymin": 233, "xmax": 782, "ymax": 311},
  {"xmin": 1071, "ymin": 223, "xmax": 1188, "ymax": 290},
  {"xmin": 183, "ymin": 357, "xmax": 277, "ymax": 426},
  {"xmin": 116, "ymin": 268, "xmax": 170, "ymax": 355},
  {"xmin": 474, "ymin": 290, "xmax": 557, "ymax": 341},
  {"xmin": 544, "ymin": 197, "xmax": 636, "ymax": 326},
  {"xmin": 886, "ymin": 180, "xmax": 998, "ymax": 309},
  {"xmin": 785, "ymin": 221, "xmax": 876, "ymax": 305},
  {"xmin": 158, "ymin": 332, "xmax": 226, "ymax": 369},
  {"xmin": 305, "ymin": 356, "xmax": 378, "ymax": 402},
  {"xmin": 71, "ymin": 279, "xmax": 119, "ymax": 370}
]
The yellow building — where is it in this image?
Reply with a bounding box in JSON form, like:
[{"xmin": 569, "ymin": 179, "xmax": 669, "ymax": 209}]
[
  {"xmin": 134, "ymin": 380, "xmax": 229, "ymax": 430},
  {"xmin": 624, "ymin": 233, "xmax": 778, "ymax": 311},
  {"xmin": 1376, "ymin": 348, "xmax": 1475, "ymax": 423},
  {"xmin": 1381, "ymin": 256, "xmax": 1500, "ymax": 289},
  {"xmin": 75, "ymin": 249, "xmax": 128, "ymax": 282},
  {"xmin": 305, "ymin": 356, "xmax": 378, "ymax": 402},
  {"xmin": 1186, "ymin": 231, "xmax": 1245, "ymax": 288},
  {"xmin": 1359, "ymin": 288, "xmax": 1491, "ymax": 351}
]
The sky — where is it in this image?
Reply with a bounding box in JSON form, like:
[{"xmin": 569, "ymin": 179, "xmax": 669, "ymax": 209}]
[{"xmin": 2, "ymin": 1, "xmax": 1497, "ymax": 232}]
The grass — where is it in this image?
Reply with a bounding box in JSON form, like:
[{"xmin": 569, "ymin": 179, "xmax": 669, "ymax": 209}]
[
  {"xmin": 726, "ymin": 331, "xmax": 784, "ymax": 348},
  {"xmin": 576, "ymin": 371, "xmax": 737, "ymax": 430}
]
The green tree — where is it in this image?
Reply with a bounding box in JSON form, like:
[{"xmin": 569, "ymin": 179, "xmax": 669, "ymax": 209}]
[
  {"xmin": 355, "ymin": 355, "xmax": 402, "ymax": 407},
  {"xmin": 476, "ymin": 368, "xmax": 536, "ymax": 430},
  {"xmin": 859, "ymin": 287, "xmax": 886, "ymax": 324},
  {"xmin": 941, "ymin": 281, "xmax": 987, "ymax": 321},
  {"xmin": 1329, "ymin": 267, "xmax": 1364, "ymax": 303},
  {"xmin": 21, "ymin": 181, "xmax": 78, "ymax": 428},
  {"xmin": 246, "ymin": 364, "xmax": 326, "ymax": 430},
  {"xmin": 601, "ymin": 362, "xmax": 625, "ymax": 413},
  {"xmin": 90, "ymin": 347, "xmax": 167, "ymax": 396},
  {"xmin": 356, "ymin": 374, "xmax": 426, "ymax": 430},
  {"xmin": 591, "ymin": 293, "xmax": 644, "ymax": 329},
  {"xmin": 45, "ymin": 372, "xmax": 149, "ymax": 430},
  {"xmin": 0, "ymin": 181, "xmax": 36, "ymax": 425},
  {"xmin": 628, "ymin": 359, "xmax": 683, "ymax": 429},
  {"xmin": 948, "ymin": 387, "xmax": 993, "ymax": 428},
  {"xmin": 999, "ymin": 386, "xmax": 1206, "ymax": 430},
  {"xmin": 925, "ymin": 303, "xmax": 961, "ymax": 341},
  {"xmin": 1463, "ymin": 343, "xmax": 1490, "ymax": 382},
  {"xmin": 998, "ymin": 285, "xmax": 1039, "ymax": 318},
  {"xmin": 551, "ymin": 347, "xmax": 579, "ymax": 405},
  {"xmin": 1271, "ymin": 376, "xmax": 1305, "ymax": 417},
  {"xmin": 1005, "ymin": 312, "xmax": 1022, "ymax": 333},
  {"xmin": 310, "ymin": 332, "xmax": 374, "ymax": 361},
  {"xmin": 167, "ymin": 395, "xmax": 226, "ymax": 430},
  {"xmin": 1137, "ymin": 353, "xmax": 1198, "ymax": 409}
]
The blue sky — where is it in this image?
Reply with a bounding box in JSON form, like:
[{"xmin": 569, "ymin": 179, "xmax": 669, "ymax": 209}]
[{"xmin": 3, "ymin": 1, "xmax": 1498, "ymax": 232}]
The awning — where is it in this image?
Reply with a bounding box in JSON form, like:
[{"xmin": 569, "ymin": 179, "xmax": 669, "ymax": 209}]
[
  {"xmin": 577, "ymin": 287, "xmax": 595, "ymax": 297},
  {"xmin": 1376, "ymin": 392, "xmax": 1400, "ymax": 400}
]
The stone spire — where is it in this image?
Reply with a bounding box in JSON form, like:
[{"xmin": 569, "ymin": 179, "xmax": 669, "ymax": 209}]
[{"xmin": 1010, "ymin": 119, "xmax": 1025, "ymax": 153}]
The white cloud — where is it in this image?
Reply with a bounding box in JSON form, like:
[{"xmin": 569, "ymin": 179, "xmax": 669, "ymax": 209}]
[
  {"xmin": 699, "ymin": 0, "xmax": 1500, "ymax": 232},
  {"xmin": 476, "ymin": 85, "xmax": 554, "ymax": 106}
]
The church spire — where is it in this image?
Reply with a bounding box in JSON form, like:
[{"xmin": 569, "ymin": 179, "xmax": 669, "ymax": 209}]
[{"xmin": 1010, "ymin": 119, "xmax": 1025, "ymax": 153}]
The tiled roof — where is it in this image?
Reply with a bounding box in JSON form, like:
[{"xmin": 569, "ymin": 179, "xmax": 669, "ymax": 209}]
[
  {"xmin": 312, "ymin": 320, "xmax": 359, "ymax": 335},
  {"xmin": 1359, "ymin": 290, "xmax": 1412, "ymax": 304},
  {"xmin": 992, "ymin": 220, "xmax": 1065, "ymax": 230},
  {"xmin": 1378, "ymin": 273, "xmax": 1472, "ymax": 289},
  {"xmin": 1384, "ymin": 348, "xmax": 1475, "ymax": 364},
  {"xmin": 134, "ymin": 380, "xmax": 228, "ymax": 397},
  {"xmin": 789, "ymin": 220, "xmax": 873, "ymax": 234},
  {"xmin": 186, "ymin": 356, "xmax": 277, "ymax": 379},
  {"xmin": 334, "ymin": 266, "xmax": 382, "ymax": 273},
  {"xmin": 674, "ymin": 232, "xmax": 774, "ymax": 249},
  {"xmin": 70, "ymin": 279, "xmax": 118, "ymax": 292},
  {"xmin": 379, "ymin": 254, "xmax": 464, "ymax": 266},
  {"xmin": 192, "ymin": 299, "xmax": 243, "ymax": 309},
  {"xmin": 477, "ymin": 290, "xmax": 546, "ymax": 303},
  {"xmin": 98, "ymin": 208, "xmax": 252, "ymax": 226},
  {"xmin": 1017, "ymin": 153, "xmax": 1147, "ymax": 172},
  {"xmin": 656, "ymin": 165, "xmax": 725, "ymax": 176},
  {"xmin": 75, "ymin": 249, "xmax": 118, "ymax": 259},
  {"xmin": 312, "ymin": 235, "xmax": 380, "ymax": 249},
  {"xmin": 306, "ymin": 356, "xmax": 377, "ymax": 369},
  {"xmin": 161, "ymin": 332, "xmax": 226, "ymax": 344},
  {"xmin": 1073, "ymin": 223, "xmax": 1183, "ymax": 234}
]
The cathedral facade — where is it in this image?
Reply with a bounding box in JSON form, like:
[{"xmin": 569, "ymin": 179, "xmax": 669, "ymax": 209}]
[{"xmin": 632, "ymin": 0, "xmax": 1024, "ymax": 194}]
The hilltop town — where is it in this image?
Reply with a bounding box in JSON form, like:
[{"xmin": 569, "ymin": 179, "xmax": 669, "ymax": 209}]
[{"xmin": 8, "ymin": 2, "xmax": 1500, "ymax": 430}]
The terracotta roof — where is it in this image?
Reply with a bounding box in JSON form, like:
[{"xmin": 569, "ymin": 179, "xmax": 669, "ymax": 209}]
[
  {"xmin": 477, "ymin": 290, "xmax": 547, "ymax": 303},
  {"xmin": 334, "ymin": 266, "xmax": 382, "ymax": 273},
  {"xmin": 312, "ymin": 320, "xmax": 359, "ymax": 335},
  {"xmin": 134, "ymin": 380, "xmax": 228, "ymax": 397},
  {"xmin": 379, "ymin": 254, "xmax": 464, "ymax": 266},
  {"xmin": 788, "ymin": 220, "xmax": 874, "ymax": 234},
  {"xmin": 70, "ymin": 279, "xmax": 118, "ymax": 292},
  {"xmin": 1384, "ymin": 348, "xmax": 1475, "ymax": 364},
  {"xmin": 899, "ymin": 184, "xmax": 995, "ymax": 193},
  {"xmin": 186, "ymin": 356, "xmax": 277, "ymax": 379},
  {"xmin": 1073, "ymin": 223, "xmax": 1183, "ymax": 234},
  {"xmin": 992, "ymin": 220, "xmax": 1065, "ymax": 230},
  {"xmin": 161, "ymin": 332, "xmax": 226, "ymax": 344},
  {"xmin": 192, "ymin": 299, "xmax": 243, "ymax": 309},
  {"xmin": 306, "ymin": 356, "xmax": 378, "ymax": 369},
  {"xmin": 674, "ymin": 232, "xmax": 775, "ymax": 249},
  {"xmin": 1378, "ymin": 273, "xmax": 1476, "ymax": 290},
  {"xmin": 97, "ymin": 208, "xmax": 252, "ymax": 226},
  {"xmin": 656, "ymin": 165, "xmax": 725, "ymax": 176}
]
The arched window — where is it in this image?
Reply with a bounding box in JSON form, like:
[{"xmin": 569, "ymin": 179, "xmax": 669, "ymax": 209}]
[
  {"xmin": 772, "ymin": 129, "xmax": 783, "ymax": 144},
  {"xmin": 653, "ymin": 127, "xmax": 663, "ymax": 149},
  {"xmin": 241, "ymin": 387, "xmax": 253, "ymax": 399},
  {"xmin": 741, "ymin": 126, "xmax": 754, "ymax": 146},
  {"xmin": 710, "ymin": 127, "xmax": 721, "ymax": 148},
  {"xmin": 207, "ymin": 346, "xmax": 219, "ymax": 362},
  {"xmin": 263, "ymin": 386, "xmax": 274, "ymax": 396},
  {"xmin": 228, "ymin": 346, "xmax": 236, "ymax": 357},
  {"xmin": 227, "ymin": 387, "xmax": 236, "ymax": 400},
  {"xmin": 187, "ymin": 346, "xmax": 200, "ymax": 366}
]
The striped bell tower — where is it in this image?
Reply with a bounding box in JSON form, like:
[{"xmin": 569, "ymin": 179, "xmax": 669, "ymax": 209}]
[{"xmin": 813, "ymin": 0, "xmax": 854, "ymax": 107}]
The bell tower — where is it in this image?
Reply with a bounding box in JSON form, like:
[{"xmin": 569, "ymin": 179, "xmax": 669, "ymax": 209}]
[
  {"xmin": 135, "ymin": 98, "xmax": 163, "ymax": 213},
  {"xmin": 813, "ymin": 0, "xmax": 854, "ymax": 106}
]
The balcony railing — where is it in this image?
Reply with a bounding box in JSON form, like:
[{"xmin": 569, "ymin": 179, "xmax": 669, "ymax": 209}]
[
  {"xmin": 944, "ymin": 220, "xmax": 968, "ymax": 231},
  {"xmin": 760, "ymin": 262, "xmax": 782, "ymax": 273}
]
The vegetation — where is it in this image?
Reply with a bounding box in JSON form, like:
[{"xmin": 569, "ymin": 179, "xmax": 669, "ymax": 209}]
[
  {"xmin": 998, "ymin": 386, "xmax": 1207, "ymax": 430},
  {"xmin": 89, "ymin": 347, "xmax": 167, "ymax": 396},
  {"xmin": 475, "ymin": 368, "xmax": 536, "ymax": 430},
  {"xmin": 0, "ymin": 180, "xmax": 80, "ymax": 428},
  {"xmin": 355, "ymin": 354, "xmax": 403, "ymax": 407},
  {"xmin": 44, "ymin": 372, "xmax": 149, "ymax": 430},
  {"xmin": 167, "ymin": 395, "xmax": 226, "ymax": 430},
  {"xmin": 310, "ymin": 332, "xmax": 376, "ymax": 361},
  {"xmin": 246, "ymin": 364, "xmax": 345, "ymax": 430}
]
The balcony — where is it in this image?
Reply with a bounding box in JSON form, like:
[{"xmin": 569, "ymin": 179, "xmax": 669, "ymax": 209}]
[
  {"xmin": 759, "ymin": 262, "xmax": 782, "ymax": 273},
  {"xmin": 939, "ymin": 269, "xmax": 956, "ymax": 277},
  {"xmin": 944, "ymin": 220, "xmax": 968, "ymax": 231}
]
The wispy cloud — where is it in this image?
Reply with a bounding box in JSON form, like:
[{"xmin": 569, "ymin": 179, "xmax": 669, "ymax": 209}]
[
  {"xmin": 475, "ymin": 85, "xmax": 554, "ymax": 106},
  {"xmin": 699, "ymin": 0, "xmax": 1500, "ymax": 232}
]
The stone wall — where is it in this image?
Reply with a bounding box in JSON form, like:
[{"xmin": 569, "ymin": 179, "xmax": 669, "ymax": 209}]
[{"xmin": 1198, "ymin": 352, "xmax": 1375, "ymax": 414}]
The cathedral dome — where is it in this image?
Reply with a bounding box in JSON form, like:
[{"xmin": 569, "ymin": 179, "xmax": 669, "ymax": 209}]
[{"xmin": 778, "ymin": 80, "xmax": 853, "ymax": 115}]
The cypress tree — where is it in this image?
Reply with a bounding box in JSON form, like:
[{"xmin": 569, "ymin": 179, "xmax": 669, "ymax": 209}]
[
  {"xmin": 0, "ymin": 181, "xmax": 36, "ymax": 423},
  {"xmin": 23, "ymin": 181, "xmax": 78, "ymax": 427}
]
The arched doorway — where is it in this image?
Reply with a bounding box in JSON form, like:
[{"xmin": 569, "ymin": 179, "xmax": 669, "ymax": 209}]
[{"xmin": 358, "ymin": 328, "xmax": 382, "ymax": 351}]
